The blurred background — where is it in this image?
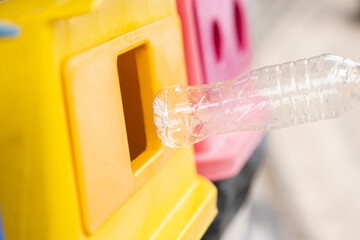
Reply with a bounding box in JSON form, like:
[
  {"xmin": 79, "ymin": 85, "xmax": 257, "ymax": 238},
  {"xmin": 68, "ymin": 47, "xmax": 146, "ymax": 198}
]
[{"xmin": 223, "ymin": 0, "xmax": 360, "ymax": 239}]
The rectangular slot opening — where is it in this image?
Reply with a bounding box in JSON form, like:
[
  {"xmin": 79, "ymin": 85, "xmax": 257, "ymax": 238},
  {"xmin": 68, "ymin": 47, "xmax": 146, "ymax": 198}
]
[{"xmin": 117, "ymin": 48, "xmax": 147, "ymax": 161}]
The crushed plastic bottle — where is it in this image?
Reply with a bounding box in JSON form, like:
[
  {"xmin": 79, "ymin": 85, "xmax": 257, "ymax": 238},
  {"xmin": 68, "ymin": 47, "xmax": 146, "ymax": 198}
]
[{"xmin": 153, "ymin": 54, "xmax": 360, "ymax": 147}]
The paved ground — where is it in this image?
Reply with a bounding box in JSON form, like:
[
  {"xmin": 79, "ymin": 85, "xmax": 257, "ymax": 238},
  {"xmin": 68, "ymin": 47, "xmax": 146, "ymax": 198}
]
[{"xmin": 223, "ymin": 0, "xmax": 360, "ymax": 239}]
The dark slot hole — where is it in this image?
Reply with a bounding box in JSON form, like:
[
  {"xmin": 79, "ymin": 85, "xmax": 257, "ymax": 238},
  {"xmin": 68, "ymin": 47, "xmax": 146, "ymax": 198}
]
[
  {"xmin": 117, "ymin": 49, "xmax": 147, "ymax": 161},
  {"xmin": 212, "ymin": 21, "xmax": 222, "ymax": 61},
  {"xmin": 234, "ymin": 2, "xmax": 245, "ymax": 50}
]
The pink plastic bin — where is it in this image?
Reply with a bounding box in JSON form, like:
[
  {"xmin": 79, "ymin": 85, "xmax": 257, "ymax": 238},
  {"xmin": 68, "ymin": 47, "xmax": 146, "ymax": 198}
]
[{"xmin": 177, "ymin": 0, "xmax": 264, "ymax": 181}]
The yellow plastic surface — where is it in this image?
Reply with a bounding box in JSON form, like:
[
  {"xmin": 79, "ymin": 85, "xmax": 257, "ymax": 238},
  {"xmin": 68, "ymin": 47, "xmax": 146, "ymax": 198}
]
[{"xmin": 0, "ymin": 0, "xmax": 217, "ymax": 239}]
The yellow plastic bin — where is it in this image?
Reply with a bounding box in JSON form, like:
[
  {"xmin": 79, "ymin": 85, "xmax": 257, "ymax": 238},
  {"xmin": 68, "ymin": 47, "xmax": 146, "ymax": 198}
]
[{"xmin": 0, "ymin": 0, "xmax": 217, "ymax": 239}]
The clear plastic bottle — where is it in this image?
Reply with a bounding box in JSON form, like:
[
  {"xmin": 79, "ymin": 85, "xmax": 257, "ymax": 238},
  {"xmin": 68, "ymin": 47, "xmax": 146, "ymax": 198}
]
[{"xmin": 153, "ymin": 54, "xmax": 360, "ymax": 147}]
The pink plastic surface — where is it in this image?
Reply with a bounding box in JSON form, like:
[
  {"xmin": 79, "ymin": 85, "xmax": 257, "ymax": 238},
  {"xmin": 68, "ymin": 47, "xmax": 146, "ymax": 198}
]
[
  {"xmin": 194, "ymin": 0, "xmax": 251, "ymax": 84},
  {"xmin": 177, "ymin": 0, "xmax": 264, "ymax": 181}
]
